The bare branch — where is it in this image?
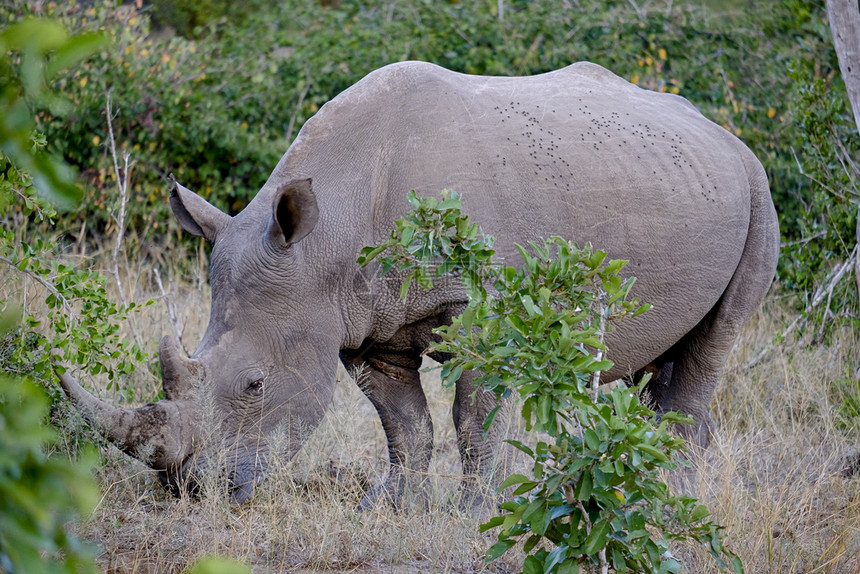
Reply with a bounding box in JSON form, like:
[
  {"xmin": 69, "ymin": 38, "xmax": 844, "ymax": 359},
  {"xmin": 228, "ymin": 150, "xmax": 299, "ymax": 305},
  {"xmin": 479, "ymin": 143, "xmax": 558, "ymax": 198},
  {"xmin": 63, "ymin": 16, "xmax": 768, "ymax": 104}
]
[
  {"xmin": 286, "ymin": 68, "xmax": 311, "ymax": 144},
  {"xmin": 0, "ymin": 255, "xmax": 78, "ymax": 321},
  {"xmin": 780, "ymin": 231, "xmax": 827, "ymax": 248},
  {"xmin": 855, "ymin": 200, "xmax": 860, "ymax": 303},
  {"xmin": 591, "ymin": 304, "xmax": 607, "ymax": 402},
  {"xmin": 105, "ymin": 91, "xmax": 143, "ymax": 350},
  {"xmin": 153, "ymin": 267, "xmax": 188, "ymax": 355},
  {"xmin": 743, "ymin": 244, "xmax": 859, "ymax": 369}
]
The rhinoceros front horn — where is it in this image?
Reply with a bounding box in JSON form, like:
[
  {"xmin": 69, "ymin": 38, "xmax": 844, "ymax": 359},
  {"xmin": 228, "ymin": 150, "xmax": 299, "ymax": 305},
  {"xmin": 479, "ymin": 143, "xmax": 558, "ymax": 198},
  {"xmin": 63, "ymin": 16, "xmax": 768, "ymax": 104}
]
[{"xmin": 57, "ymin": 371, "xmax": 195, "ymax": 471}]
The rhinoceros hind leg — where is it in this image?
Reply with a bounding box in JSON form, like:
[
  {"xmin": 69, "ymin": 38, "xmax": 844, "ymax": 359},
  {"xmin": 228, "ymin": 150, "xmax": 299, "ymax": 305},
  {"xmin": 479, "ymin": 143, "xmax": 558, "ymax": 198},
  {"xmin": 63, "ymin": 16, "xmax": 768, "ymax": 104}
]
[
  {"xmin": 451, "ymin": 369, "xmax": 504, "ymax": 511},
  {"xmin": 646, "ymin": 152, "xmax": 778, "ymax": 448},
  {"xmin": 340, "ymin": 350, "xmax": 432, "ymax": 508}
]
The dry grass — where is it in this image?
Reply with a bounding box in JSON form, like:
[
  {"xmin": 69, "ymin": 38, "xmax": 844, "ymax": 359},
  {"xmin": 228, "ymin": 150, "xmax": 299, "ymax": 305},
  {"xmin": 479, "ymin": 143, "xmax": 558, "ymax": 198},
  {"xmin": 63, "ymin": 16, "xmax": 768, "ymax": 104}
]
[{"xmin": 5, "ymin": 247, "xmax": 859, "ymax": 573}]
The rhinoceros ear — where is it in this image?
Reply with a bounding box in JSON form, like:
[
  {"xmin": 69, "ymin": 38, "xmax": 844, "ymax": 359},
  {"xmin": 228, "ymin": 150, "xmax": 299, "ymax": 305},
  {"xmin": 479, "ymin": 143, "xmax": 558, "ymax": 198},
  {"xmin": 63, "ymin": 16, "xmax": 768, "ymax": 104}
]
[
  {"xmin": 169, "ymin": 174, "xmax": 231, "ymax": 243},
  {"xmin": 268, "ymin": 178, "xmax": 319, "ymax": 247}
]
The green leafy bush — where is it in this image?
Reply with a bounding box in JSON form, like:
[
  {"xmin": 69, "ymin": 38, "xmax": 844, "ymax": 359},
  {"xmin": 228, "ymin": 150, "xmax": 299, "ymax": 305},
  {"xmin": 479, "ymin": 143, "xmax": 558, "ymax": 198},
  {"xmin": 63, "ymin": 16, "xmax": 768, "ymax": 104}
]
[
  {"xmin": 360, "ymin": 191, "xmax": 741, "ymax": 573},
  {"xmin": 0, "ymin": 15, "xmax": 146, "ymax": 386},
  {"xmin": 0, "ymin": 17, "xmax": 120, "ymax": 574},
  {"xmin": 0, "ymin": 371, "xmax": 99, "ymax": 574},
  {"xmin": 780, "ymin": 59, "xmax": 858, "ymax": 328}
]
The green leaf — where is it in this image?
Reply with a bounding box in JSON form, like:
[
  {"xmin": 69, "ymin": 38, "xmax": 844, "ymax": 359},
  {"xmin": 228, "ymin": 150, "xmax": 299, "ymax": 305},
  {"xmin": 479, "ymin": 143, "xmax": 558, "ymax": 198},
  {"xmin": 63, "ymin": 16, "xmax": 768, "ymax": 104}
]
[
  {"xmin": 188, "ymin": 557, "xmax": 251, "ymax": 574},
  {"xmin": 591, "ymin": 359, "xmax": 614, "ymax": 372},
  {"xmin": 604, "ymin": 259, "xmax": 628, "ymax": 275},
  {"xmin": 523, "ymin": 534, "xmax": 541, "ymax": 554},
  {"xmin": 399, "ymin": 277, "xmax": 412, "ymax": 301},
  {"xmin": 498, "ymin": 473, "xmax": 532, "ymax": 490},
  {"xmin": 522, "ymin": 396, "xmax": 536, "ymax": 428},
  {"xmin": 522, "ymin": 294, "xmax": 539, "ymax": 316},
  {"xmin": 584, "ymin": 429, "xmax": 601, "ymax": 451},
  {"xmin": 522, "ymin": 499, "xmax": 545, "ymax": 525},
  {"xmin": 505, "ymin": 439, "xmax": 535, "ymax": 457},
  {"xmin": 691, "ymin": 504, "xmax": 711, "ymax": 522},
  {"xmin": 544, "ymin": 544, "xmax": 569, "ymax": 573},
  {"xmin": 537, "ymin": 395, "xmax": 554, "ymax": 430},
  {"xmin": 588, "ymin": 250, "xmax": 607, "ymax": 269},
  {"xmin": 483, "ymin": 405, "xmax": 501, "ymax": 436},
  {"xmin": 632, "ymin": 303, "xmax": 652, "ymax": 318},
  {"xmin": 486, "ymin": 539, "xmax": 516, "ymax": 562},
  {"xmin": 479, "ymin": 516, "xmax": 505, "ymax": 532},
  {"xmin": 574, "ymin": 471, "xmax": 593, "ymax": 501},
  {"xmin": 1, "ymin": 19, "xmax": 68, "ymax": 52},
  {"xmin": 513, "ymin": 481, "xmax": 539, "ymax": 496},
  {"xmin": 638, "ymin": 443, "xmax": 670, "ymax": 463},
  {"xmin": 522, "ymin": 555, "xmax": 543, "ymax": 574},
  {"xmin": 582, "ymin": 519, "xmax": 611, "ymax": 556},
  {"xmin": 461, "ymin": 304, "xmax": 477, "ymax": 331},
  {"xmin": 399, "ymin": 224, "xmax": 415, "ymax": 246},
  {"xmin": 612, "ymin": 389, "xmax": 629, "ymax": 420}
]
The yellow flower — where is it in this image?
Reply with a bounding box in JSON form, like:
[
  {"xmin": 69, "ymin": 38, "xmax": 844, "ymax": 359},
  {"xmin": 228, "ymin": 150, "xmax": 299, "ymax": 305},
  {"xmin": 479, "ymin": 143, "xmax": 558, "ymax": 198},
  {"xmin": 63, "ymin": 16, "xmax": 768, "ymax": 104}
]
[
  {"xmin": 645, "ymin": 56, "xmax": 653, "ymax": 66},
  {"xmin": 92, "ymin": 136, "xmax": 100, "ymax": 146},
  {"xmin": 767, "ymin": 107, "xmax": 776, "ymax": 118},
  {"xmin": 630, "ymin": 75, "xmax": 640, "ymax": 85},
  {"xmin": 658, "ymin": 48, "xmax": 667, "ymax": 60},
  {"xmin": 79, "ymin": 77, "xmax": 87, "ymax": 87}
]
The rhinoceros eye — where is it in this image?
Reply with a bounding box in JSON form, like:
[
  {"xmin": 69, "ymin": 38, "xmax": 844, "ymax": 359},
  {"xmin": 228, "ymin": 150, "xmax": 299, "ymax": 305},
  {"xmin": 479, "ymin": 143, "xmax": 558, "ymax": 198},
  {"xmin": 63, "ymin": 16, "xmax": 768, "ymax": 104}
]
[{"xmin": 247, "ymin": 378, "xmax": 264, "ymax": 393}]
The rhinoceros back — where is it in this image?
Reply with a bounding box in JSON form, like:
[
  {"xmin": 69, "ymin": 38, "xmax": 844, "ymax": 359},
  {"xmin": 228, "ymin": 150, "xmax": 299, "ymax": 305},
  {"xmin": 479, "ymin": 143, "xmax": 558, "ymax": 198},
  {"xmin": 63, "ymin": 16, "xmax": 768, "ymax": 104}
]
[{"xmin": 272, "ymin": 61, "xmax": 759, "ymax": 376}]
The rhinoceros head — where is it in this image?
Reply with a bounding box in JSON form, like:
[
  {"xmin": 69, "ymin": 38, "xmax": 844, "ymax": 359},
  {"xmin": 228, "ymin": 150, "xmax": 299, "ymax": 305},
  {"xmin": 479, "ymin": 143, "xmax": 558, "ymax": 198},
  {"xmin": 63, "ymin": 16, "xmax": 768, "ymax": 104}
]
[{"xmin": 61, "ymin": 177, "xmax": 347, "ymax": 503}]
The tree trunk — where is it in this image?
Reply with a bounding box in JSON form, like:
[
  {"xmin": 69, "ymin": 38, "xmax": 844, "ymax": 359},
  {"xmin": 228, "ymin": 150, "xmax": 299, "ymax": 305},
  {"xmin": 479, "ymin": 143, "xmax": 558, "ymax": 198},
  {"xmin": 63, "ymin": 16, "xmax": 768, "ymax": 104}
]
[
  {"xmin": 825, "ymin": 0, "xmax": 860, "ymax": 299},
  {"xmin": 828, "ymin": 0, "xmax": 860, "ymax": 132}
]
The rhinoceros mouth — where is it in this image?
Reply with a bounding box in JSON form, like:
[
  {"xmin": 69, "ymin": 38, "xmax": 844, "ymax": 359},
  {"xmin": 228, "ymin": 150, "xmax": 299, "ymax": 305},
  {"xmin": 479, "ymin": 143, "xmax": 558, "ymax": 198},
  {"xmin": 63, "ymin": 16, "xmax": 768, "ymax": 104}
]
[
  {"xmin": 153, "ymin": 446, "xmax": 268, "ymax": 504},
  {"xmin": 228, "ymin": 472, "xmax": 259, "ymax": 504},
  {"xmin": 155, "ymin": 453, "xmax": 202, "ymax": 498}
]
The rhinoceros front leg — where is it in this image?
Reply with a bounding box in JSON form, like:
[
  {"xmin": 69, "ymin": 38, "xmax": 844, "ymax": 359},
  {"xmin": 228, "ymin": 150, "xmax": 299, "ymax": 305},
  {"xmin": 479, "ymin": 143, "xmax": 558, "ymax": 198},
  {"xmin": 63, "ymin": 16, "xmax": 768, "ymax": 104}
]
[{"xmin": 340, "ymin": 350, "xmax": 432, "ymax": 508}]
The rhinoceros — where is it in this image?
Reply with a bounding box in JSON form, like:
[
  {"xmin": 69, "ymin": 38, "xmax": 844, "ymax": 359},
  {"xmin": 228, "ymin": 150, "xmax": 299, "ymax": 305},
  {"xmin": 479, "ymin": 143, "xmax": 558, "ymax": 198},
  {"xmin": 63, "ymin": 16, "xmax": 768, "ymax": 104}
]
[{"xmin": 59, "ymin": 61, "xmax": 779, "ymax": 504}]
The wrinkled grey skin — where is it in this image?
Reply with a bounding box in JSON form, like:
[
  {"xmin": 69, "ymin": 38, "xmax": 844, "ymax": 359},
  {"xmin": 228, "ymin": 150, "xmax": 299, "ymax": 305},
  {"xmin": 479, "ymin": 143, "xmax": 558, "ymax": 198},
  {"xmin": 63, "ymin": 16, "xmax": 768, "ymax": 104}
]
[{"xmin": 60, "ymin": 61, "xmax": 779, "ymax": 505}]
